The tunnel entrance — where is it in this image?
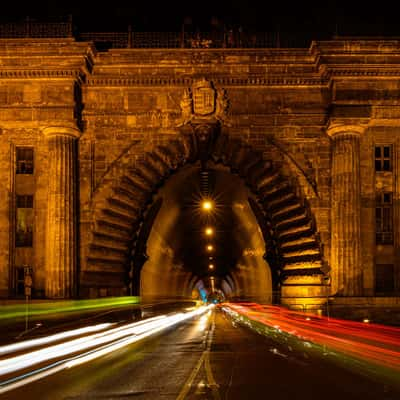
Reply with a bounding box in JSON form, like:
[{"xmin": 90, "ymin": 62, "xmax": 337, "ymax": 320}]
[
  {"xmin": 87, "ymin": 123, "xmax": 329, "ymax": 310},
  {"xmin": 139, "ymin": 163, "xmax": 273, "ymax": 304}
]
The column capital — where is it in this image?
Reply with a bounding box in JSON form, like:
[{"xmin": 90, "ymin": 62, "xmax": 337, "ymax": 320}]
[
  {"xmin": 42, "ymin": 126, "xmax": 80, "ymax": 139},
  {"xmin": 327, "ymin": 120, "xmax": 368, "ymax": 138}
]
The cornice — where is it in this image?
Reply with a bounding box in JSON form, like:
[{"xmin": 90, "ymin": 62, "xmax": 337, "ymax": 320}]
[
  {"xmin": 0, "ymin": 69, "xmax": 86, "ymax": 80},
  {"xmin": 86, "ymin": 76, "xmax": 329, "ymax": 87},
  {"xmin": 329, "ymin": 68, "xmax": 400, "ymax": 77}
]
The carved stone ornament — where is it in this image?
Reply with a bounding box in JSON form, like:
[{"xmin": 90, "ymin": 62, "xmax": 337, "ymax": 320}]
[
  {"xmin": 193, "ymin": 78, "xmax": 215, "ymax": 115},
  {"xmin": 178, "ymin": 78, "xmax": 229, "ymax": 126}
]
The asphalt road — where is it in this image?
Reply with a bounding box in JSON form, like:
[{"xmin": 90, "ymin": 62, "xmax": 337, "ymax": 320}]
[{"xmin": 1, "ymin": 308, "xmax": 399, "ymax": 400}]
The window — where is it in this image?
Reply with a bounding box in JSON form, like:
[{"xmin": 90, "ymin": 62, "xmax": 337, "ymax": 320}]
[
  {"xmin": 375, "ymin": 264, "xmax": 395, "ymax": 294},
  {"xmin": 14, "ymin": 266, "xmax": 33, "ymax": 296},
  {"xmin": 376, "ymin": 192, "xmax": 393, "ymax": 244},
  {"xmin": 375, "ymin": 145, "xmax": 392, "ymax": 172},
  {"xmin": 16, "ymin": 147, "xmax": 34, "ymax": 174},
  {"xmin": 15, "ymin": 195, "xmax": 33, "ymax": 247}
]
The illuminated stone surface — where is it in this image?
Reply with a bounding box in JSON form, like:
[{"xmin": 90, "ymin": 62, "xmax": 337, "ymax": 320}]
[{"xmin": 0, "ymin": 37, "xmax": 399, "ymax": 317}]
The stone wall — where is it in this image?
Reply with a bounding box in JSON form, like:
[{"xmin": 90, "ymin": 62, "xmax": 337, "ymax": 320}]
[{"xmin": 0, "ymin": 38, "xmax": 399, "ymax": 305}]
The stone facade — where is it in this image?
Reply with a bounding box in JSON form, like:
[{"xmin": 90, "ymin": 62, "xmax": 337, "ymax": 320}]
[{"xmin": 0, "ymin": 38, "xmax": 400, "ymax": 315}]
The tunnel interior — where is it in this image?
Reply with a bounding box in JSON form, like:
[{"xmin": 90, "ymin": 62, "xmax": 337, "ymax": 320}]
[{"xmin": 140, "ymin": 162, "xmax": 273, "ymax": 303}]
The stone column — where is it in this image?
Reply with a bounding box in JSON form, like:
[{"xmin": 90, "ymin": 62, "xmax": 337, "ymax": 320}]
[
  {"xmin": 43, "ymin": 126, "xmax": 80, "ymax": 298},
  {"xmin": 328, "ymin": 124, "xmax": 365, "ymax": 296}
]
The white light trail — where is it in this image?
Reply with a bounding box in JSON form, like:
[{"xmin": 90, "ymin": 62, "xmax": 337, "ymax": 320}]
[
  {"xmin": 0, "ymin": 323, "xmax": 114, "ymax": 356},
  {"xmin": 0, "ymin": 305, "xmax": 213, "ymax": 394}
]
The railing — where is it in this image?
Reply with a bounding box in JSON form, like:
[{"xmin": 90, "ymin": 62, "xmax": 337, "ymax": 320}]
[
  {"xmin": 0, "ymin": 20, "xmax": 312, "ymax": 49},
  {"xmin": 0, "ymin": 19, "xmax": 73, "ymax": 38}
]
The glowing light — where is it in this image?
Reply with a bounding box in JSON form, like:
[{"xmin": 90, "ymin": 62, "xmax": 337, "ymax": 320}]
[
  {"xmin": 209, "ymin": 264, "xmax": 214, "ymax": 270},
  {"xmin": 205, "ymin": 227, "xmax": 214, "ymax": 236},
  {"xmin": 206, "ymin": 245, "xmax": 213, "ymax": 251},
  {"xmin": 0, "ymin": 323, "xmax": 113, "ymax": 356},
  {"xmin": 201, "ymin": 200, "xmax": 213, "ymax": 211},
  {"xmin": 0, "ymin": 296, "xmax": 140, "ymax": 322},
  {"xmin": 0, "ymin": 306, "xmax": 214, "ymax": 394},
  {"xmin": 221, "ymin": 303, "xmax": 400, "ymax": 375}
]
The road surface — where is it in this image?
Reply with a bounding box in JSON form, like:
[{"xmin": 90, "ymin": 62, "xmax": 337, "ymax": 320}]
[{"xmin": 1, "ymin": 308, "xmax": 399, "ymax": 399}]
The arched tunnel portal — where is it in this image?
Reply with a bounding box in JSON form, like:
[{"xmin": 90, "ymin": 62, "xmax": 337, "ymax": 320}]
[{"xmin": 85, "ymin": 124, "xmax": 329, "ymax": 310}]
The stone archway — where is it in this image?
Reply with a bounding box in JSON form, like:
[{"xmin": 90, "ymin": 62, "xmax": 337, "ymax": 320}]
[{"xmin": 84, "ymin": 125, "xmax": 328, "ymax": 308}]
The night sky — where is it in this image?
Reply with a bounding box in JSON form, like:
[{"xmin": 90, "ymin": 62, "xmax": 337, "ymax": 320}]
[{"xmin": 1, "ymin": 0, "xmax": 400, "ymax": 39}]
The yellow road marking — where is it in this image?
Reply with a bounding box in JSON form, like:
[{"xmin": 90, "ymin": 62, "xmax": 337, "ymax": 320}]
[{"xmin": 176, "ymin": 311, "xmax": 221, "ymax": 400}]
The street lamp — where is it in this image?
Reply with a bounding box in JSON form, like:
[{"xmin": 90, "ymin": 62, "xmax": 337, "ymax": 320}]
[
  {"xmin": 201, "ymin": 199, "xmax": 214, "ymax": 211},
  {"xmin": 209, "ymin": 264, "xmax": 214, "ymax": 270},
  {"xmin": 205, "ymin": 227, "xmax": 214, "ymax": 236},
  {"xmin": 206, "ymin": 244, "xmax": 213, "ymax": 252}
]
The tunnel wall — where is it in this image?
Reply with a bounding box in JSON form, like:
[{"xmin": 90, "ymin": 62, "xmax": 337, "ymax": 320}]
[{"xmin": 140, "ymin": 170, "xmax": 193, "ymax": 302}]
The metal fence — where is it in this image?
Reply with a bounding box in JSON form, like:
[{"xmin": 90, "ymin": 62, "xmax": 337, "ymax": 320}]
[
  {"xmin": 0, "ymin": 20, "xmax": 311, "ymax": 49},
  {"xmin": 0, "ymin": 19, "xmax": 73, "ymax": 38}
]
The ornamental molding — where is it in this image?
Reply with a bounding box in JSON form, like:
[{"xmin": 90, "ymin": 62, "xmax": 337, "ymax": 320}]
[
  {"xmin": 328, "ymin": 68, "xmax": 400, "ymax": 77},
  {"xmin": 86, "ymin": 76, "xmax": 328, "ymax": 87},
  {"xmin": 0, "ymin": 69, "xmax": 85, "ymax": 80}
]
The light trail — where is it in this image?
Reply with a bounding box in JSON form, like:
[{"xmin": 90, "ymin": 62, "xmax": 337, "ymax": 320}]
[
  {"xmin": 221, "ymin": 303, "xmax": 400, "ymax": 374},
  {"xmin": 0, "ymin": 323, "xmax": 114, "ymax": 356},
  {"xmin": 0, "ymin": 296, "xmax": 140, "ymax": 321},
  {"xmin": 0, "ymin": 305, "xmax": 213, "ymax": 394}
]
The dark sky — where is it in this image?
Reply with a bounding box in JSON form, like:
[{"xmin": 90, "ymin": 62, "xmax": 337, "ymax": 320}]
[{"xmin": 1, "ymin": 0, "xmax": 400, "ymax": 38}]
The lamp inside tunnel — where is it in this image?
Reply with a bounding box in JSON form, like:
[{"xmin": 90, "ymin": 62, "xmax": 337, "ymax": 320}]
[{"xmin": 138, "ymin": 162, "xmax": 273, "ymax": 304}]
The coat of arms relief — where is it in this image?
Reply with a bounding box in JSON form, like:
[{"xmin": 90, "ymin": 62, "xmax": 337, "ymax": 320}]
[{"xmin": 178, "ymin": 78, "xmax": 229, "ymax": 126}]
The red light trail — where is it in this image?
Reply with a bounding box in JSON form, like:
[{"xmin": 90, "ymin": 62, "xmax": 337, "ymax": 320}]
[{"xmin": 221, "ymin": 303, "xmax": 400, "ymax": 373}]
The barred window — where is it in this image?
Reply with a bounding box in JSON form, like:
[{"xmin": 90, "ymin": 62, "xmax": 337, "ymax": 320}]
[
  {"xmin": 376, "ymin": 192, "xmax": 393, "ymax": 244},
  {"xmin": 375, "ymin": 145, "xmax": 392, "ymax": 172},
  {"xmin": 375, "ymin": 264, "xmax": 395, "ymax": 294},
  {"xmin": 14, "ymin": 266, "xmax": 33, "ymax": 296},
  {"xmin": 15, "ymin": 195, "xmax": 33, "ymax": 247},
  {"xmin": 16, "ymin": 147, "xmax": 34, "ymax": 174}
]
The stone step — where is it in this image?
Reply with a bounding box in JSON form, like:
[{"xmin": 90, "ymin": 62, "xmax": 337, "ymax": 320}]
[
  {"xmin": 281, "ymin": 273, "xmax": 324, "ymax": 285},
  {"xmin": 275, "ymin": 213, "xmax": 309, "ymax": 231},
  {"xmin": 136, "ymin": 162, "xmax": 161, "ymax": 186},
  {"xmin": 102, "ymin": 207, "xmax": 136, "ymax": 223},
  {"xmin": 86, "ymin": 255, "xmax": 127, "ymax": 268},
  {"xmin": 107, "ymin": 197, "xmax": 141, "ymax": 217},
  {"xmin": 281, "ymin": 246, "xmax": 320, "ymax": 258},
  {"xmin": 96, "ymin": 219, "xmax": 132, "ymax": 237},
  {"xmin": 272, "ymin": 203, "xmax": 304, "ymax": 222},
  {"xmin": 89, "ymin": 243, "xmax": 128, "ymax": 257},
  {"xmin": 282, "ymin": 260, "xmax": 323, "ymax": 271},
  {"xmin": 261, "ymin": 180, "xmax": 291, "ymax": 200},
  {"xmin": 124, "ymin": 171, "xmax": 153, "ymax": 193},
  {"xmin": 283, "ymin": 253, "xmax": 322, "ymax": 265},
  {"xmin": 100, "ymin": 212, "xmax": 132, "ymax": 230},
  {"xmin": 280, "ymin": 236, "xmax": 317, "ymax": 249},
  {"xmin": 256, "ymin": 172, "xmax": 281, "ymax": 192},
  {"xmin": 91, "ymin": 236, "xmax": 128, "ymax": 253},
  {"xmin": 266, "ymin": 193, "xmax": 297, "ymax": 212},
  {"xmin": 277, "ymin": 224, "xmax": 314, "ymax": 242},
  {"xmin": 120, "ymin": 175, "xmax": 149, "ymax": 196},
  {"xmin": 92, "ymin": 229, "xmax": 131, "ymax": 244},
  {"xmin": 113, "ymin": 185, "xmax": 147, "ymax": 206}
]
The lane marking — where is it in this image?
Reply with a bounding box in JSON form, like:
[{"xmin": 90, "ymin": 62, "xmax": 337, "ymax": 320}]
[
  {"xmin": 176, "ymin": 311, "xmax": 221, "ymax": 400},
  {"xmin": 176, "ymin": 352, "xmax": 206, "ymax": 400}
]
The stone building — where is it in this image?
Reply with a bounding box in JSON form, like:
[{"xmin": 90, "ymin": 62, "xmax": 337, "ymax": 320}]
[{"xmin": 0, "ymin": 31, "xmax": 399, "ymax": 319}]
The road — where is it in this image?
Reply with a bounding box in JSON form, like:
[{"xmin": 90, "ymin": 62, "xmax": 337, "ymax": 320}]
[{"xmin": 1, "ymin": 308, "xmax": 399, "ymax": 400}]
